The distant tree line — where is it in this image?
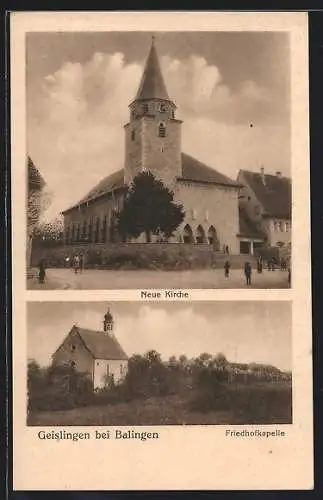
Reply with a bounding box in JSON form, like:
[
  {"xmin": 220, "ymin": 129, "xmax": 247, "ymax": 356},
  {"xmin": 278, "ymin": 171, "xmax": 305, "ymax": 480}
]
[{"xmin": 27, "ymin": 350, "xmax": 291, "ymax": 417}]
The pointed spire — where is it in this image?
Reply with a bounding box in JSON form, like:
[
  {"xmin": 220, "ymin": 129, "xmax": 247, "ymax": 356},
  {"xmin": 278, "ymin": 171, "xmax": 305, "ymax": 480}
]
[{"xmin": 135, "ymin": 36, "xmax": 170, "ymax": 101}]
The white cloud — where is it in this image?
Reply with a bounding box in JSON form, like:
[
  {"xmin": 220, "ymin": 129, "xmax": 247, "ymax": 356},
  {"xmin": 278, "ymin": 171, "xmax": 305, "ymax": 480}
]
[
  {"xmin": 27, "ymin": 51, "xmax": 290, "ymax": 221},
  {"xmin": 28, "ymin": 305, "xmax": 291, "ymax": 371}
]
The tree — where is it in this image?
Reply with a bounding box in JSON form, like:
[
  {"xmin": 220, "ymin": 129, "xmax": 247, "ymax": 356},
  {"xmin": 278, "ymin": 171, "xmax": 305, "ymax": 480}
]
[
  {"xmin": 27, "ymin": 157, "xmax": 52, "ymax": 267},
  {"xmin": 214, "ymin": 353, "xmax": 228, "ymax": 370},
  {"xmin": 33, "ymin": 216, "xmax": 64, "ymax": 243},
  {"xmin": 117, "ymin": 171, "xmax": 185, "ymax": 242}
]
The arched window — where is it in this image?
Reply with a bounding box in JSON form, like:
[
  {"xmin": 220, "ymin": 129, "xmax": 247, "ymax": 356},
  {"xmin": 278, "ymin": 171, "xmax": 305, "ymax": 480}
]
[
  {"xmin": 207, "ymin": 226, "xmax": 219, "ymax": 249},
  {"xmin": 131, "ymin": 129, "xmax": 135, "ymax": 141},
  {"xmin": 196, "ymin": 225, "xmax": 206, "ymax": 244},
  {"xmin": 82, "ymin": 221, "xmax": 87, "ymax": 240},
  {"xmin": 183, "ymin": 224, "xmax": 194, "ymax": 244},
  {"xmin": 158, "ymin": 122, "xmax": 166, "ymax": 138},
  {"xmin": 65, "ymin": 226, "xmax": 70, "ymax": 244},
  {"xmin": 101, "ymin": 215, "xmax": 107, "ymax": 243},
  {"xmin": 94, "ymin": 217, "xmax": 100, "ymax": 243}
]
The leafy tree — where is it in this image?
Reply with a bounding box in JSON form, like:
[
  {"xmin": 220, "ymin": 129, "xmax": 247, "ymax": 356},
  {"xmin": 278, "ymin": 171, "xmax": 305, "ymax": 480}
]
[
  {"xmin": 34, "ymin": 216, "xmax": 64, "ymax": 242},
  {"xmin": 27, "ymin": 157, "xmax": 52, "ymax": 267},
  {"xmin": 117, "ymin": 171, "xmax": 185, "ymax": 242},
  {"xmin": 214, "ymin": 353, "xmax": 228, "ymax": 370}
]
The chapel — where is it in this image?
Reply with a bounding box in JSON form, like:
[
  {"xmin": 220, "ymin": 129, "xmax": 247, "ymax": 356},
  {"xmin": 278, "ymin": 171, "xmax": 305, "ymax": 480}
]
[{"xmin": 51, "ymin": 307, "xmax": 128, "ymax": 390}]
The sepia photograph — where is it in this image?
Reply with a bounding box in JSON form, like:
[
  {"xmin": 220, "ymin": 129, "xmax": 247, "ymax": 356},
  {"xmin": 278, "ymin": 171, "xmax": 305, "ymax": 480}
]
[
  {"xmin": 27, "ymin": 301, "xmax": 292, "ymax": 427},
  {"xmin": 27, "ymin": 30, "xmax": 292, "ymax": 290}
]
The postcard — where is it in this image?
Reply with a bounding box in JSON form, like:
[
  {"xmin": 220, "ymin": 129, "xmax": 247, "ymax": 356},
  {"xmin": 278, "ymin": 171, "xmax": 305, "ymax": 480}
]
[{"xmin": 11, "ymin": 11, "xmax": 312, "ymax": 491}]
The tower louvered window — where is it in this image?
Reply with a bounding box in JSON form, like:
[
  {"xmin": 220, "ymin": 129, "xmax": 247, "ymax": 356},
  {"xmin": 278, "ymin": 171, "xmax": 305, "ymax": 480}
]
[{"xmin": 158, "ymin": 122, "xmax": 166, "ymax": 137}]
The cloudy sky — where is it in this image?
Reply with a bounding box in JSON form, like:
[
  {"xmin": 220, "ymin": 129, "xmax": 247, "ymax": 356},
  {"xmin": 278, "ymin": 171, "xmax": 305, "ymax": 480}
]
[
  {"xmin": 27, "ymin": 31, "xmax": 290, "ymax": 220},
  {"xmin": 27, "ymin": 301, "xmax": 291, "ymax": 371}
]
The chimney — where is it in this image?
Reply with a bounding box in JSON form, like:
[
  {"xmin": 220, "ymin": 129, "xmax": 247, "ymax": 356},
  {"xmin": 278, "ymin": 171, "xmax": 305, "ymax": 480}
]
[
  {"xmin": 276, "ymin": 171, "xmax": 282, "ymax": 178},
  {"xmin": 260, "ymin": 166, "xmax": 265, "ymax": 185}
]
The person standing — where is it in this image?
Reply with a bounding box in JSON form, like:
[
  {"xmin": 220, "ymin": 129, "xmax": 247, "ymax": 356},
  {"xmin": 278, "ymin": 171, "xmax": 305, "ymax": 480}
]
[
  {"xmin": 38, "ymin": 259, "xmax": 46, "ymax": 285},
  {"xmin": 224, "ymin": 260, "xmax": 230, "ymax": 279},
  {"xmin": 73, "ymin": 254, "xmax": 80, "ymax": 274},
  {"xmin": 244, "ymin": 261, "xmax": 252, "ymax": 286},
  {"xmin": 257, "ymin": 257, "xmax": 263, "ymax": 274},
  {"xmin": 79, "ymin": 254, "xmax": 84, "ymax": 273}
]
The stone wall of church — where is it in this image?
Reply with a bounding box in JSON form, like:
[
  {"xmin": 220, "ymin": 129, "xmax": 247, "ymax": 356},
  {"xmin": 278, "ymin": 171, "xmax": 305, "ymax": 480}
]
[
  {"xmin": 141, "ymin": 117, "xmax": 182, "ymax": 188},
  {"xmin": 124, "ymin": 120, "xmax": 143, "ymax": 184},
  {"xmin": 94, "ymin": 359, "xmax": 128, "ymax": 389},
  {"xmin": 124, "ymin": 116, "xmax": 182, "ymax": 188},
  {"xmin": 175, "ymin": 181, "xmax": 240, "ymax": 253},
  {"xmin": 63, "ymin": 191, "xmax": 125, "ymax": 244}
]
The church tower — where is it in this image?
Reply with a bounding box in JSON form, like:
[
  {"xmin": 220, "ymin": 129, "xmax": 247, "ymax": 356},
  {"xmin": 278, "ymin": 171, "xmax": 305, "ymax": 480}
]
[
  {"xmin": 124, "ymin": 36, "xmax": 182, "ymax": 189},
  {"xmin": 103, "ymin": 308, "xmax": 114, "ymax": 335}
]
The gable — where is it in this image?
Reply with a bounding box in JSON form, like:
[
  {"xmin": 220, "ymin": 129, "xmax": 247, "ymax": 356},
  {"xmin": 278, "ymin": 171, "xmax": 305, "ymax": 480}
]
[{"xmin": 52, "ymin": 327, "xmax": 94, "ymax": 369}]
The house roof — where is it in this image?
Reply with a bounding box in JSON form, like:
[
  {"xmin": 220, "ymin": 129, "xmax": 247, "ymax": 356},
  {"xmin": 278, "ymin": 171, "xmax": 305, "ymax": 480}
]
[
  {"xmin": 134, "ymin": 37, "xmax": 171, "ymax": 102},
  {"xmin": 238, "ymin": 208, "xmax": 266, "ymax": 240},
  {"xmin": 28, "ymin": 156, "xmax": 46, "ymax": 191},
  {"xmin": 240, "ymin": 170, "xmax": 291, "ymax": 219},
  {"xmin": 62, "ymin": 153, "xmax": 238, "ymax": 214},
  {"xmin": 75, "ymin": 326, "xmax": 128, "ymax": 360}
]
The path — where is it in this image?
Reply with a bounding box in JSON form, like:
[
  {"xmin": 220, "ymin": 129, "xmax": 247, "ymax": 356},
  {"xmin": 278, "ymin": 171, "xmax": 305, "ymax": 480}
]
[{"xmin": 28, "ymin": 267, "xmax": 290, "ymax": 290}]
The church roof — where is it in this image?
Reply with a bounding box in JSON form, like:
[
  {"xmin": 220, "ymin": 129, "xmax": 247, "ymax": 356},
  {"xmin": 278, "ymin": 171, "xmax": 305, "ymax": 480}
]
[
  {"xmin": 134, "ymin": 37, "xmax": 170, "ymax": 102},
  {"xmin": 240, "ymin": 169, "xmax": 291, "ymax": 219},
  {"xmin": 238, "ymin": 208, "xmax": 266, "ymax": 240},
  {"xmin": 179, "ymin": 153, "xmax": 239, "ymax": 188},
  {"xmin": 74, "ymin": 326, "xmax": 128, "ymax": 360},
  {"xmin": 62, "ymin": 154, "xmax": 239, "ymax": 214}
]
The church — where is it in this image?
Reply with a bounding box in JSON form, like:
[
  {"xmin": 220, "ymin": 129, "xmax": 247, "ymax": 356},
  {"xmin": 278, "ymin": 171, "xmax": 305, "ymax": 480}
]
[
  {"xmin": 51, "ymin": 308, "xmax": 128, "ymax": 390},
  {"xmin": 61, "ymin": 37, "xmax": 242, "ymax": 253}
]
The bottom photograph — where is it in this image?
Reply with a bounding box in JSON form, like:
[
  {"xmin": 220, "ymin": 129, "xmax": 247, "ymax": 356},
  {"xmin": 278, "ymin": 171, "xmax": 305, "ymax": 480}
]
[{"xmin": 27, "ymin": 301, "xmax": 292, "ymax": 426}]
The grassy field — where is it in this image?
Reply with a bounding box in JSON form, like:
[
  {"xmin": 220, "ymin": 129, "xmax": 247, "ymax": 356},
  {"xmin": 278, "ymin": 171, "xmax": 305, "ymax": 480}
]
[{"xmin": 28, "ymin": 382, "xmax": 292, "ymax": 426}]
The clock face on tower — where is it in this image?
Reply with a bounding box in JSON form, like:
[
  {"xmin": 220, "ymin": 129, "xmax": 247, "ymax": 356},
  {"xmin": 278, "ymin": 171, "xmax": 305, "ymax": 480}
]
[{"xmin": 159, "ymin": 103, "xmax": 167, "ymax": 113}]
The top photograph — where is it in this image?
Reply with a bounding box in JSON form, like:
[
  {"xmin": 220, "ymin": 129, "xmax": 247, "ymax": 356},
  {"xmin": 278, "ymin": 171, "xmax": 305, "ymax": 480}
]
[{"xmin": 27, "ymin": 31, "xmax": 292, "ymax": 290}]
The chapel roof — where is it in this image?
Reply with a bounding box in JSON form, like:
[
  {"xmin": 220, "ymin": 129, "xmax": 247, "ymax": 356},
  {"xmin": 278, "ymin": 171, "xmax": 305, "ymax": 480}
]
[
  {"xmin": 74, "ymin": 326, "xmax": 128, "ymax": 361},
  {"xmin": 238, "ymin": 207, "xmax": 266, "ymax": 240},
  {"xmin": 62, "ymin": 153, "xmax": 239, "ymax": 213},
  {"xmin": 240, "ymin": 169, "xmax": 291, "ymax": 220},
  {"xmin": 134, "ymin": 36, "xmax": 171, "ymax": 102}
]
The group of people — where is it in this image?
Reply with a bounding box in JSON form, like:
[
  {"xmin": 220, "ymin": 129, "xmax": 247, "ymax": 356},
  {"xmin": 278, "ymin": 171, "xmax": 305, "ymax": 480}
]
[
  {"xmin": 65, "ymin": 254, "xmax": 84, "ymax": 274},
  {"xmin": 223, "ymin": 255, "xmax": 291, "ymax": 287},
  {"xmin": 37, "ymin": 254, "xmax": 85, "ymax": 284}
]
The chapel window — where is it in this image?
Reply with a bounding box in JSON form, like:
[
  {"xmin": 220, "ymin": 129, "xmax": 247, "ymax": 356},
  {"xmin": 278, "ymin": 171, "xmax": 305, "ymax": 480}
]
[
  {"xmin": 131, "ymin": 129, "xmax": 135, "ymax": 141},
  {"xmin": 158, "ymin": 122, "xmax": 166, "ymax": 138},
  {"xmin": 142, "ymin": 103, "xmax": 149, "ymax": 114}
]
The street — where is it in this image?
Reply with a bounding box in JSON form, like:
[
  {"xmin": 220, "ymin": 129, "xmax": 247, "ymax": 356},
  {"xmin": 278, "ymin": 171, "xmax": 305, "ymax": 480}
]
[{"xmin": 28, "ymin": 267, "xmax": 290, "ymax": 290}]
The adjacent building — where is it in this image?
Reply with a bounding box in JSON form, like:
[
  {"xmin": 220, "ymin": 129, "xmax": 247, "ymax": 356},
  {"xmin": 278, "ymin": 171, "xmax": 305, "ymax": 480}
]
[
  {"xmin": 51, "ymin": 309, "xmax": 128, "ymax": 390},
  {"xmin": 237, "ymin": 167, "xmax": 292, "ymax": 256}
]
